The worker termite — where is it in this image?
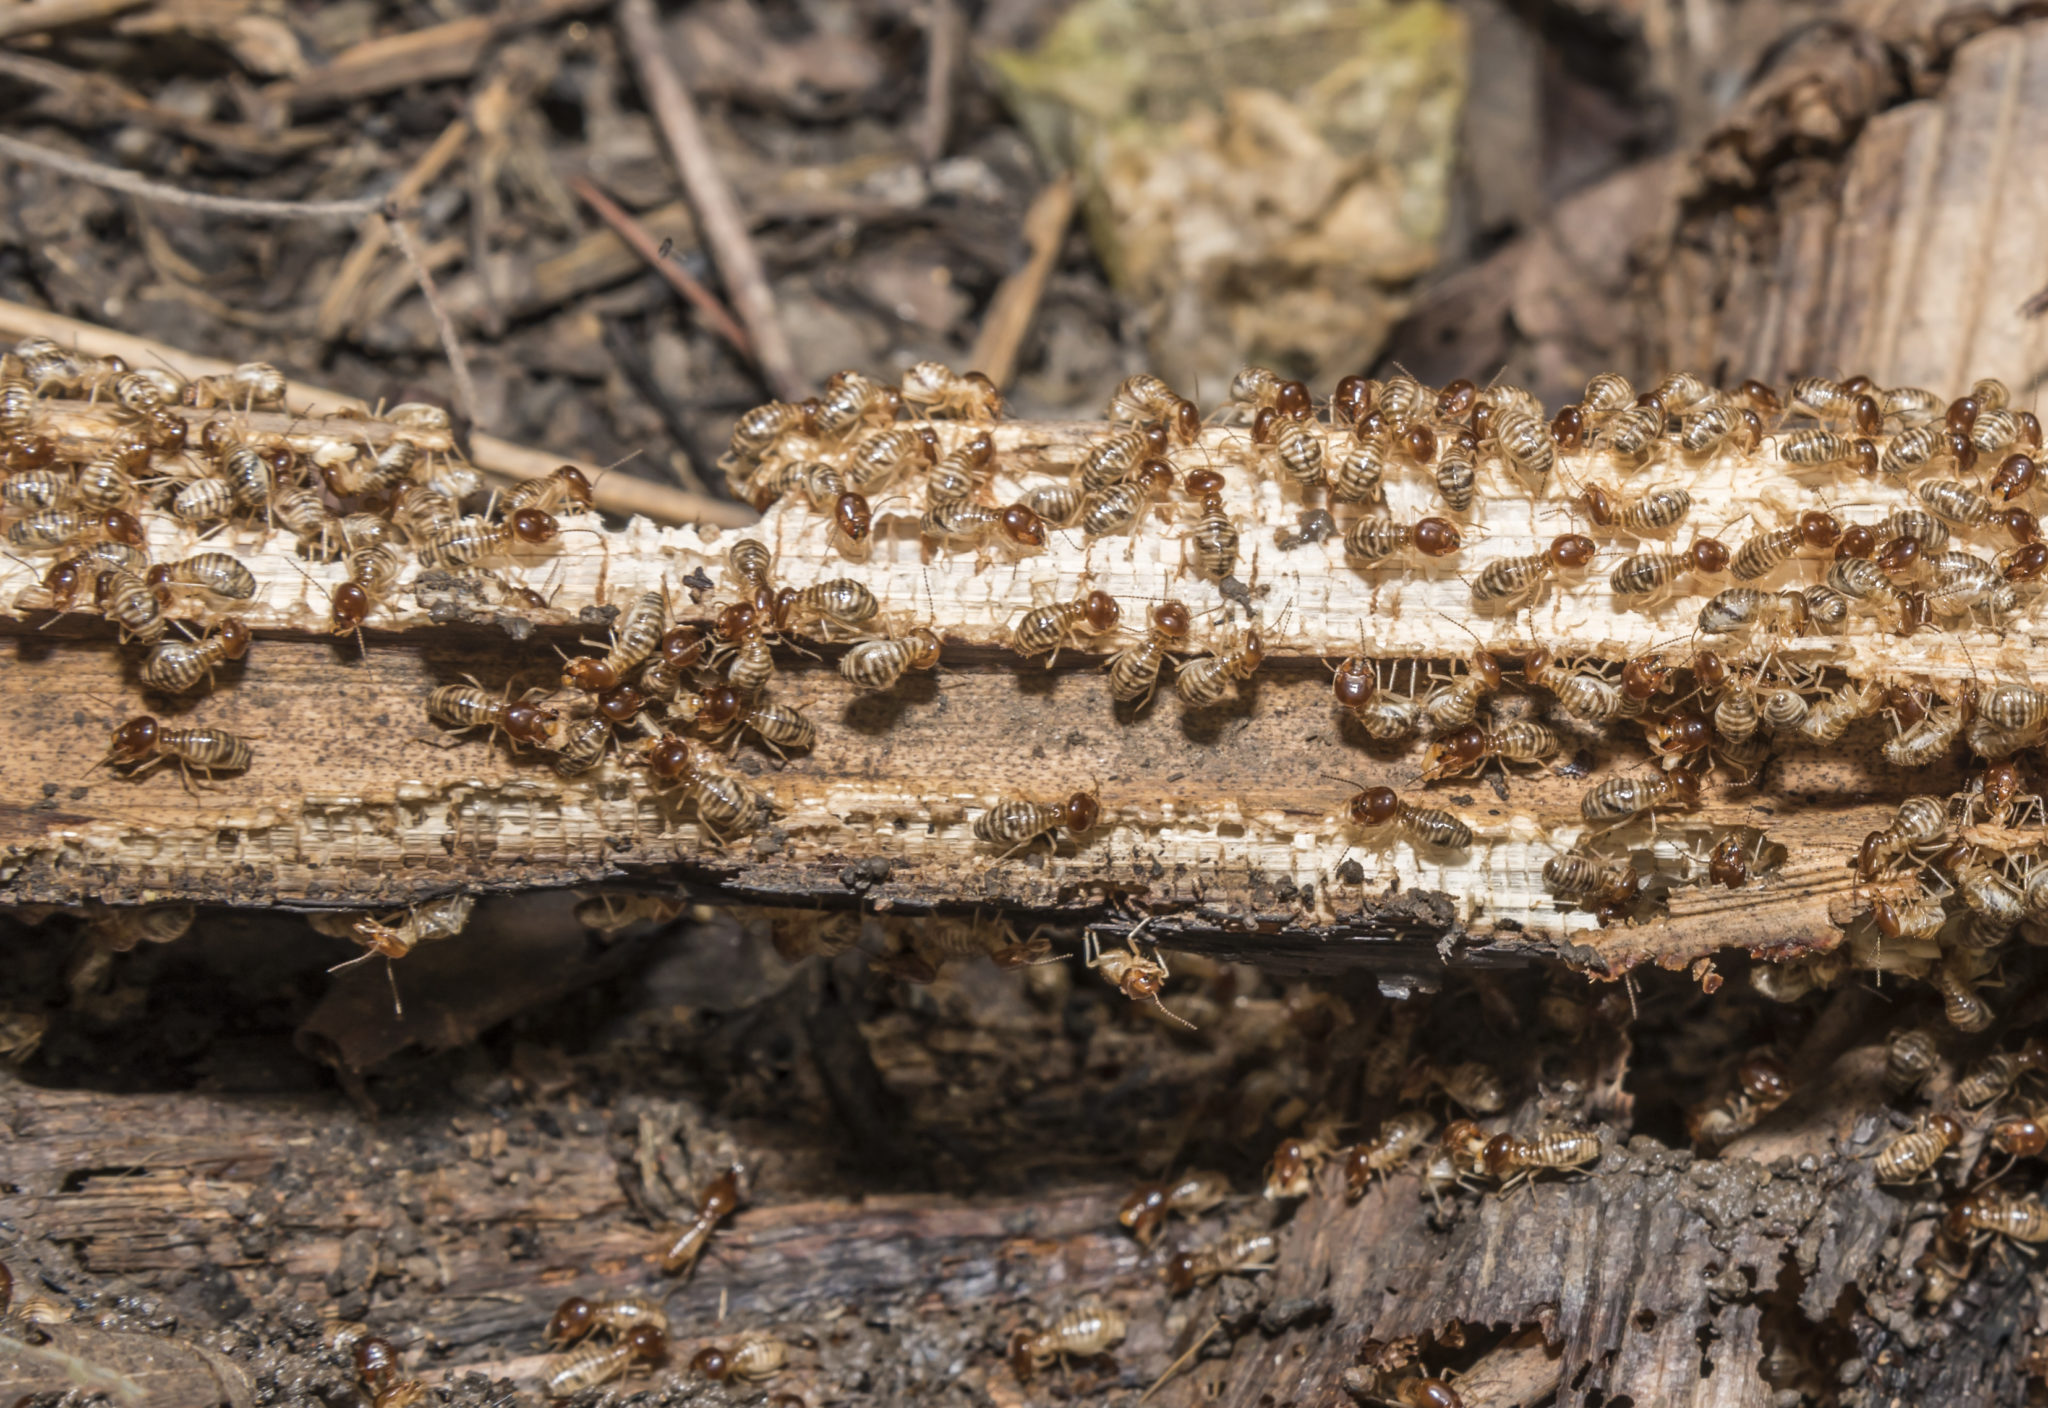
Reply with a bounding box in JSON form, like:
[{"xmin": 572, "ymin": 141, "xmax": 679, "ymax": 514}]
[
  {"xmin": 1330, "ymin": 655, "xmax": 1423, "ymax": 740},
  {"xmin": 1780, "ymin": 429, "xmax": 1878, "ymax": 476},
  {"xmin": 1946, "ymin": 1191, "xmax": 2048, "ymax": 1247},
  {"xmin": 1572, "ymin": 483, "xmax": 1693, "ymax": 535},
  {"xmin": 1338, "ymin": 783, "xmax": 1474, "ymax": 850},
  {"xmin": 1796, "ymin": 678, "xmax": 1885, "ymax": 746},
  {"xmin": 1342, "ymin": 515, "xmax": 1462, "ymax": 565},
  {"xmin": 1331, "ymin": 432, "xmax": 1389, "ymax": 503},
  {"xmin": 562, "ymin": 590, "xmax": 670, "ymax": 692},
  {"xmin": 1609, "ymin": 537, "xmax": 1731, "ymax": 601},
  {"xmin": 1469, "ymin": 533, "xmax": 1597, "ymax": 611},
  {"xmin": 496, "ymin": 464, "xmax": 595, "ymax": 518},
  {"xmin": 1542, "ymin": 853, "xmax": 1641, "ymax": 911},
  {"xmin": 840, "ymin": 626, "xmax": 943, "ymax": 692},
  {"xmin": 1182, "ymin": 467, "xmax": 1240, "ymax": 579},
  {"xmin": 139, "ymin": 619, "xmax": 253, "ymax": 694},
  {"xmin": 1697, "ymin": 587, "xmax": 1814, "ymax": 636},
  {"xmin": 1934, "ymin": 954, "xmax": 1994, "ymax": 1032},
  {"xmin": 1107, "ymin": 372, "xmax": 1200, "ymax": 440},
  {"xmin": 145, "ymin": 552, "xmax": 258, "ymax": 603},
  {"xmin": 900, "ymin": 360, "xmax": 1002, "ymax": 420},
  {"xmin": 1077, "ymin": 422, "xmax": 1170, "ymax": 492},
  {"xmin": 1011, "ymin": 589, "xmax": 1120, "ymax": 664},
  {"xmin": 5, "ymin": 505, "xmax": 145, "ymax": 553},
  {"xmin": 1080, "ymin": 459, "xmax": 1177, "ymax": 537},
  {"xmin": 426, "ymin": 679, "xmax": 560, "ymax": 751},
  {"xmin": 1165, "ymin": 1229, "xmax": 1281, "ymax": 1295},
  {"xmin": 93, "ymin": 715, "xmax": 253, "ymax": 792},
  {"xmin": 1117, "ymin": 1169, "xmax": 1230, "ymax": 1245},
  {"xmin": 1525, "ymin": 647, "xmax": 1633, "ymax": 722},
  {"xmin": 1083, "ymin": 922, "xmax": 1193, "ymax": 1027},
  {"xmin": 1954, "ymin": 1039, "xmax": 2048, "ymax": 1107},
  {"xmin": 925, "ymin": 429, "xmax": 997, "ymax": 506},
  {"xmin": 675, "ymin": 685, "xmax": 815, "ymax": 758},
  {"xmin": 643, "ymin": 734, "xmax": 771, "ymax": 842},
  {"xmin": 920, "ymin": 499, "xmax": 1047, "ymax": 555},
  {"xmin": 1007, "ymin": 1303, "xmax": 1128, "ymax": 1379},
  {"xmin": 972, "ymin": 788, "xmax": 1101, "ymax": 857},
  {"xmin": 693, "ymin": 1334, "xmax": 789, "ymax": 1383},
  {"xmin": 1264, "ymin": 1122, "xmax": 1342, "ymax": 1199},
  {"xmin": 1591, "ymin": 403, "xmax": 1667, "ymax": 461},
  {"xmin": 1885, "ymin": 1028, "xmax": 1941, "ymax": 1094},
  {"xmin": 1483, "ymin": 1127, "xmax": 1601, "ymax": 1187},
  {"xmin": 658, "ymin": 1165, "xmax": 742, "ymax": 1275},
  {"xmin": 543, "ymin": 1325, "xmax": 667, "ymax": 1398},
  {"xmin": 1489, "ymin": 408, "xmax": 1556, "ymax": 482},
  {"xmin": 545, "ymin": 1293, "xmax": 670, "ymax": 1346},
  {"xmin": 1106, "ymin": 600, "xmax": 1192, "ymax": 707},
  {"xmin": 1873, "ymin": 1112, "xmax": 1963, "ymax": 1183},
  {"xmin": 1679, "ymin": 404, "xmax": 1763, "ymax": 456},
  {"xmin": 93, "ymin": 568, "xmax": 168, "ymax": 645},
  {"xmin": 415, "ymin": 508, "xmax": 562, "ymax": 569},
  {"xmin": 1855, "ymin": 794, "xmax": 1953, "ymax": 878},
  {"xmin": 1579, "ymin": 770, "xmax": 1701, "ymax": 827},
  {"xmin": 726, "ymin": 399, "xmax": 811, "ymax": 472},
  {"xmin": 1421, "ymin": 721, "xmax": 1559, "ymax": 781},
  {"xmin": 1175, "ymin": 619, "xmax": 1266, "ymax": 707},
  {"xmin": 1342, "ymin": 1111, "xmax": 1437, "ymax": 1197},
  {"xmin": 1729, "ymin": 511, "xmax": 1842, "ymax": 580}
]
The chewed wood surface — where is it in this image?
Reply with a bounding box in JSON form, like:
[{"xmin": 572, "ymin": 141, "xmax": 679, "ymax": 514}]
[{"xmin": 0, "ymin": 357, "xmax": 2039, "ymax": 1004}]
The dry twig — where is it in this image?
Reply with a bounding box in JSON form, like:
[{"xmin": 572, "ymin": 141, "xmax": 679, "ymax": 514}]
[
  {"xmin": 968, "ymin": 175, "xmax": 1076, "ymax": 387},
  {"xmin": 384, "ymin": 208, "xmax": 481, "ymax": 429},
  {"xmin": 315, "ymin": 116, "xmax": 475, "ymax": 340},
  {"xmin": 570, "ymin": 174, "xmax": 754, "ymax": 359},
  {"xmin": 615, "ymin": 0, "xmax": 807, "ymax": 403},
  {"xmin": 0, "ymin": 133, "xmax": 385, "ymax": 221},
  {"xmin": 0, "ymin": 0, "xmax": 147, "ymax": 41},
  {"xmin": 919, "ymin": 0, "xmax": 964, "ymax": 165}
]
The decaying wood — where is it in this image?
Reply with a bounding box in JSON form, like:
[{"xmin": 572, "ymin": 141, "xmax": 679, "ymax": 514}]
[{"xmin": 0, "ymin": 389, "xmax": 2012, "ymax": 991}]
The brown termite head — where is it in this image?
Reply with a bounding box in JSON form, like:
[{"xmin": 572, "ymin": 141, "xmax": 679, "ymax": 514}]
[
  {"xmin": 1993, "ymin": 1115, "xmax": 2048, "ymax": 1158},
  {"xmin": 1163, "ymin": 1251, "xmax": 1204, "ymax": 1296},
  {"xmin": 1551, "ymin": 403, "xmax": 1585, "ymax": 451},
  {"xmin": 561, "ymin": 656, "xmax": 620, "ymax": 692},
  {"xmin": 1333, "ymin": 656, "xmax": 1378, "ymax": 710},
  {"xmin": 998, "ymin": 503, "xmax": 1047, "ymax": 548},
  {"xmin": 1993, "ymin": 453, "xmax": 2037, "ymax": 500},
  {"xmin": 103, "ymin": 715, "xmax": 161, "ymax": 764},
  {"xmin": 1184, "ymin": 467, "xmax": 1226, "ymax": 499},
  {"xmin": 1836, "ymin": 523, "xmax": 1876, "ymax": 559},
  {"xmin": 1348, "ymin": 786, "xmax": 1400, "ymax": 827},
  {"xmin": 1134, "ymin": 458, "xmax": 1177, "ymax": 495},
  {"xmin": 547, "ymin": 1296, "xmax": 596, "ymax": 1346},
  {"xmin": 1059, "ymin": 790, "xmax": 1102, "ymax": 835},
  {"xmin": 354, "ymin": 1336, "xmax": 400, "ymax": 1390},
  {"xmin": 1333, "ymin": 374, "xmax": 1374, "ymax": 423},
  {"xmin": 1251, "ymin": 406, "xmax": 1280, "ymax": 445},
  {"xmin": 1548, "ymin": 533, "xmax": 1598, "ymax": 569},
  {"xmin": 1692, "ymin": 649, "xmax": 1728, "ymax": 692},
  {"xmin": 1118, "ymin": 1182, "xmax": 1168, "ymax": 1242}
]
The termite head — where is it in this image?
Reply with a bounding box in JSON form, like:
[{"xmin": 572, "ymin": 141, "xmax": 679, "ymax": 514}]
[
  {"xmin": 1740, "ymin": 378, "xmax": 1782, "ymax": 414},
  {"xmin": 561, "ymin": 657, "xmax": 620, "ymax": 692},
  {"xmin": 1799, "ymin": 511, "xmax": 1841, "ymax": 548},
  {"xmin": 1333, "ymin": 657, "xmax": 1376, "ymax": 708},
  {"xmin": 1573, "ymin": 485, "xmax": 1613, "ymax": 525},
  {"xmin": 1650, "ymin": 711, "xmax": 1711, "ymax": 757},
  {"xmin": 1403, "ymin": 422, "xmax": 1437, "ymax": 464},
  {"xmin": 217, "ymin": 618, "xmax": 253, "ymax": 659},
  {"xmin": 1334, "ymin": 375, "xmax": 1374, "ymax": 424},
  {"xmin": 1081, "ymin": 591, "xmax": 1120, "ymax": 633},
  {"xmin": 1550, "ymin": 403, "xmax": 1584, "ymax": 451},
  {"xmin": 1239, "ymin": 628, "xmax": 1267, "ymax": 672},
  {"xmin": 1276, "ymin": 380, "xmax": 1311, "ymax": 418},
  {"xmin": 1688, "ymin": 537, "xmax": 1731, "ymax": 573},
  {"xmin": 104, "ymin": 509, "xmax": 145, "ymax": 546},
  {"xmin": 834, "ymin": 491, "xmax": 873, "ymax": 543},
  {"xmin": 1737, "ymin": 1052, "xmax": 1791, "ymax": 1105},
  {"xmin": 1930, "ymin": 1112, "xmax": 1963, "ymax": 1145},
  {"xmin": 1152, "ymin": 601, "xmax": 1192, "ymax": 639},
  {"xmin": 331, "ymin": 581, "xmax": 371, "ymax": 632},
  {"xmin": 597, "ymin": 685, "xmax": 646, "ymax": 724},
  {"xmin": 1251, "ymin": 407, "xmax": 1279, "ymax": 445},
  {"xmin": 101, "ymin": 715, "xmax": 156, "ymax": 763},
  {"xmin": 645, "ymin": 733, "xmax": 694, "ymax": 783},
  {"xmin": 627, "ymin": 1325, "xmax": 667, "ymax": 1365},
  {"xmin": 1135, "ymin": 458, "xmax": 1177, "ymax": 495},
  {"xmin": 43, "ymin": 557, "xmax": 84, "ymax": 609},
  {"xmin": 1183, "ymin": 467, "xmax": 1225, "ymax": 499},
  {"xmin": 1482, "ymin": 1132, "xmax": 1520, "ymax": 1180},
  {"xmin": 1060, "ymin": 791, "xmax": 1102, "ymax": 835},
  {"xmin": 914, "ymin": 425, "xmax": 940, "ymax": 463},
  {"xmin": 1691, "ymin": 650, "xmax": 1726, "ymax": 692},
  {"xmin": 1349, "ymin": 786, "xmax": 1400, "ymax": 827},
  {"xmin": 694, "ymin": 1344, "xmax": 735, "ymax": 1380},
  {"xmin": 661, "ymin": 625, "xmax": 706, "ymax": 668},
  {"xmin": 546, "ymin": 1295, "xmax": 595, "ymax": 1345},
  {"xmin": 1944, "ymin": 1196, "xmax": 1983, "ymax": 1243},
  {"xmin": 1876, "ymin": 536, "xmax": 1920, "ymax": 574},
  {"xmin": 1708, "ymin": 835, "xmax": 1747, "ymax": 889},
  {"xmin": 1117, "ymin": 1183, "xmax": 1167, "ymax": 1235},
  {"xmin": 999, "ymin": 504, "xmax": 1046, "ymax": 548},
  {"xmin": 2004, "ymin": 542, "xmax": 2048, "ymax": 581},
  {"xmin": 510, "ymin": 508, "xmax": 558, "ymax": 544},
  {"xmin": 1413, "ymin": 517, "xmax": 1461, "ymax": 556},
  {"xmin": 1836, "ymin": 523, "xmax": 1876, "ymax": 559},
  {"xmin": 503, "ymin": 699, "xmax": 557, "ymax": 745},
  {"xmin": 1164, "ymin": 1253, "xmax": 1202, "ymax": 1296},
  {"xmin": 957, "ymin": 430, "xmax": 996, "ymax": 468},
  {"xmin": 1436, "ymin": 378, "xmax": 1475, "ymax": 419},
  {"xmin": 699, "ymin": 1167, "xmax": 743, "ymax": 1218},
  {"xmin": 1547, "ymin": 533, "xmax": 1597, "ymax": 569},
  {"xmin": 355, "ymin": 1336, "xmax": 400, "ymax": 1391},
  {"xmin": 554, "ymin": 465, "xmax": 596, "ymax": 507},
  {"xmin": 1622, "ymin": 655, "xmax": 1671, "ymax": 701}
]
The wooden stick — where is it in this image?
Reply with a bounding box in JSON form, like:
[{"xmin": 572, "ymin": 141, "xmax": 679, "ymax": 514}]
[
  {"xmin": 968, "ymin": 175, "xmax": 1076, "ymax": 388},
  {"xmin": 0, "ymin": 133, "xmax": 384, "ymax": 221},
  {"xmin": 615, "ymin": 0, "xmax": 807, "ymax": 404},
  {"xmin": 918, "ymin": 0, "xmax": 963, "ymax": 166},
  {"xmin": 383, "ymin": 208, "xmax": 481, "ymax": 428},
  {"xmin": 0, "ymin": 297, "xmax": 756, "ymax": 528},
  {"xmin": 568, "ymin": 174, "xmax": 755, "ymax": 359},
  {"xmin": 0, "ymin": 0, "xmax": 147, "ymax": 41},
  {"xmin": 315, "ymin": 115, "xmax": 475, "ymax": 341}
]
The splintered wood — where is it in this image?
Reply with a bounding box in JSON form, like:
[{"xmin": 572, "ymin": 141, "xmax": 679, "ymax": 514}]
[{"xmin": 1, "ymin": 355, "xmax": 2043, "ymax": 1004}]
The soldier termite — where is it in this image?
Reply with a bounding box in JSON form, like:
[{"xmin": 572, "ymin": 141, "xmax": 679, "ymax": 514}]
[
  {"xmin": 1469, "ymin": 533, "xmax": 1597, "ymax": 611},
  {"xmin": 139, "ymin": 619, "xmax": 253, "ymax": 694},
  {"xmin": 659, "ymin": 1166, "xmax": 742, "ymax": 1275},
  {"xmin": 1335, "ymin": 782, "xmax": 1474, "ymax": 850},
  {"xmin": 900, "ymin": 360, "xmax": 1002, "ymax": 420},
  {"xmin": 543, "ymin": 1325, "xmax": 667, "ymax": 1398},
  {"xmin": 1342, "ymin": 1111, "xmax": 1436, "ymax": 1197},
  {"xmin": 1007, "ymin": 1303, "xmax": 1128, "ymax": 1379},
  {"xmin": 1873, "ymin": 1112, "xmax": 1963, "ymax": 1183},
  {"xmin": 92, "ymin": 714, "xmax": 253, "ymax": 793},
  {"xmin": 1011, "ymin": 589, "xmax": 1120, "ymax": 664},
  {"xmin": 1165, "ymin": 1229, "xmax": 1281, "ymax": 1295},
  {"xmin": 1083, "ymin": 920, "xmax": 1194, "ymax": 1027},
  {"xmin": 1117, "ymin": 1169, "xmax": 1230, "ymax": 1245}
]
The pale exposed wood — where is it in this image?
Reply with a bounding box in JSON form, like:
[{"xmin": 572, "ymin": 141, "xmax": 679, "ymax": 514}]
[{"xmin": 0, "ymin": 300, "xmax": 756, "ymax": 527}]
